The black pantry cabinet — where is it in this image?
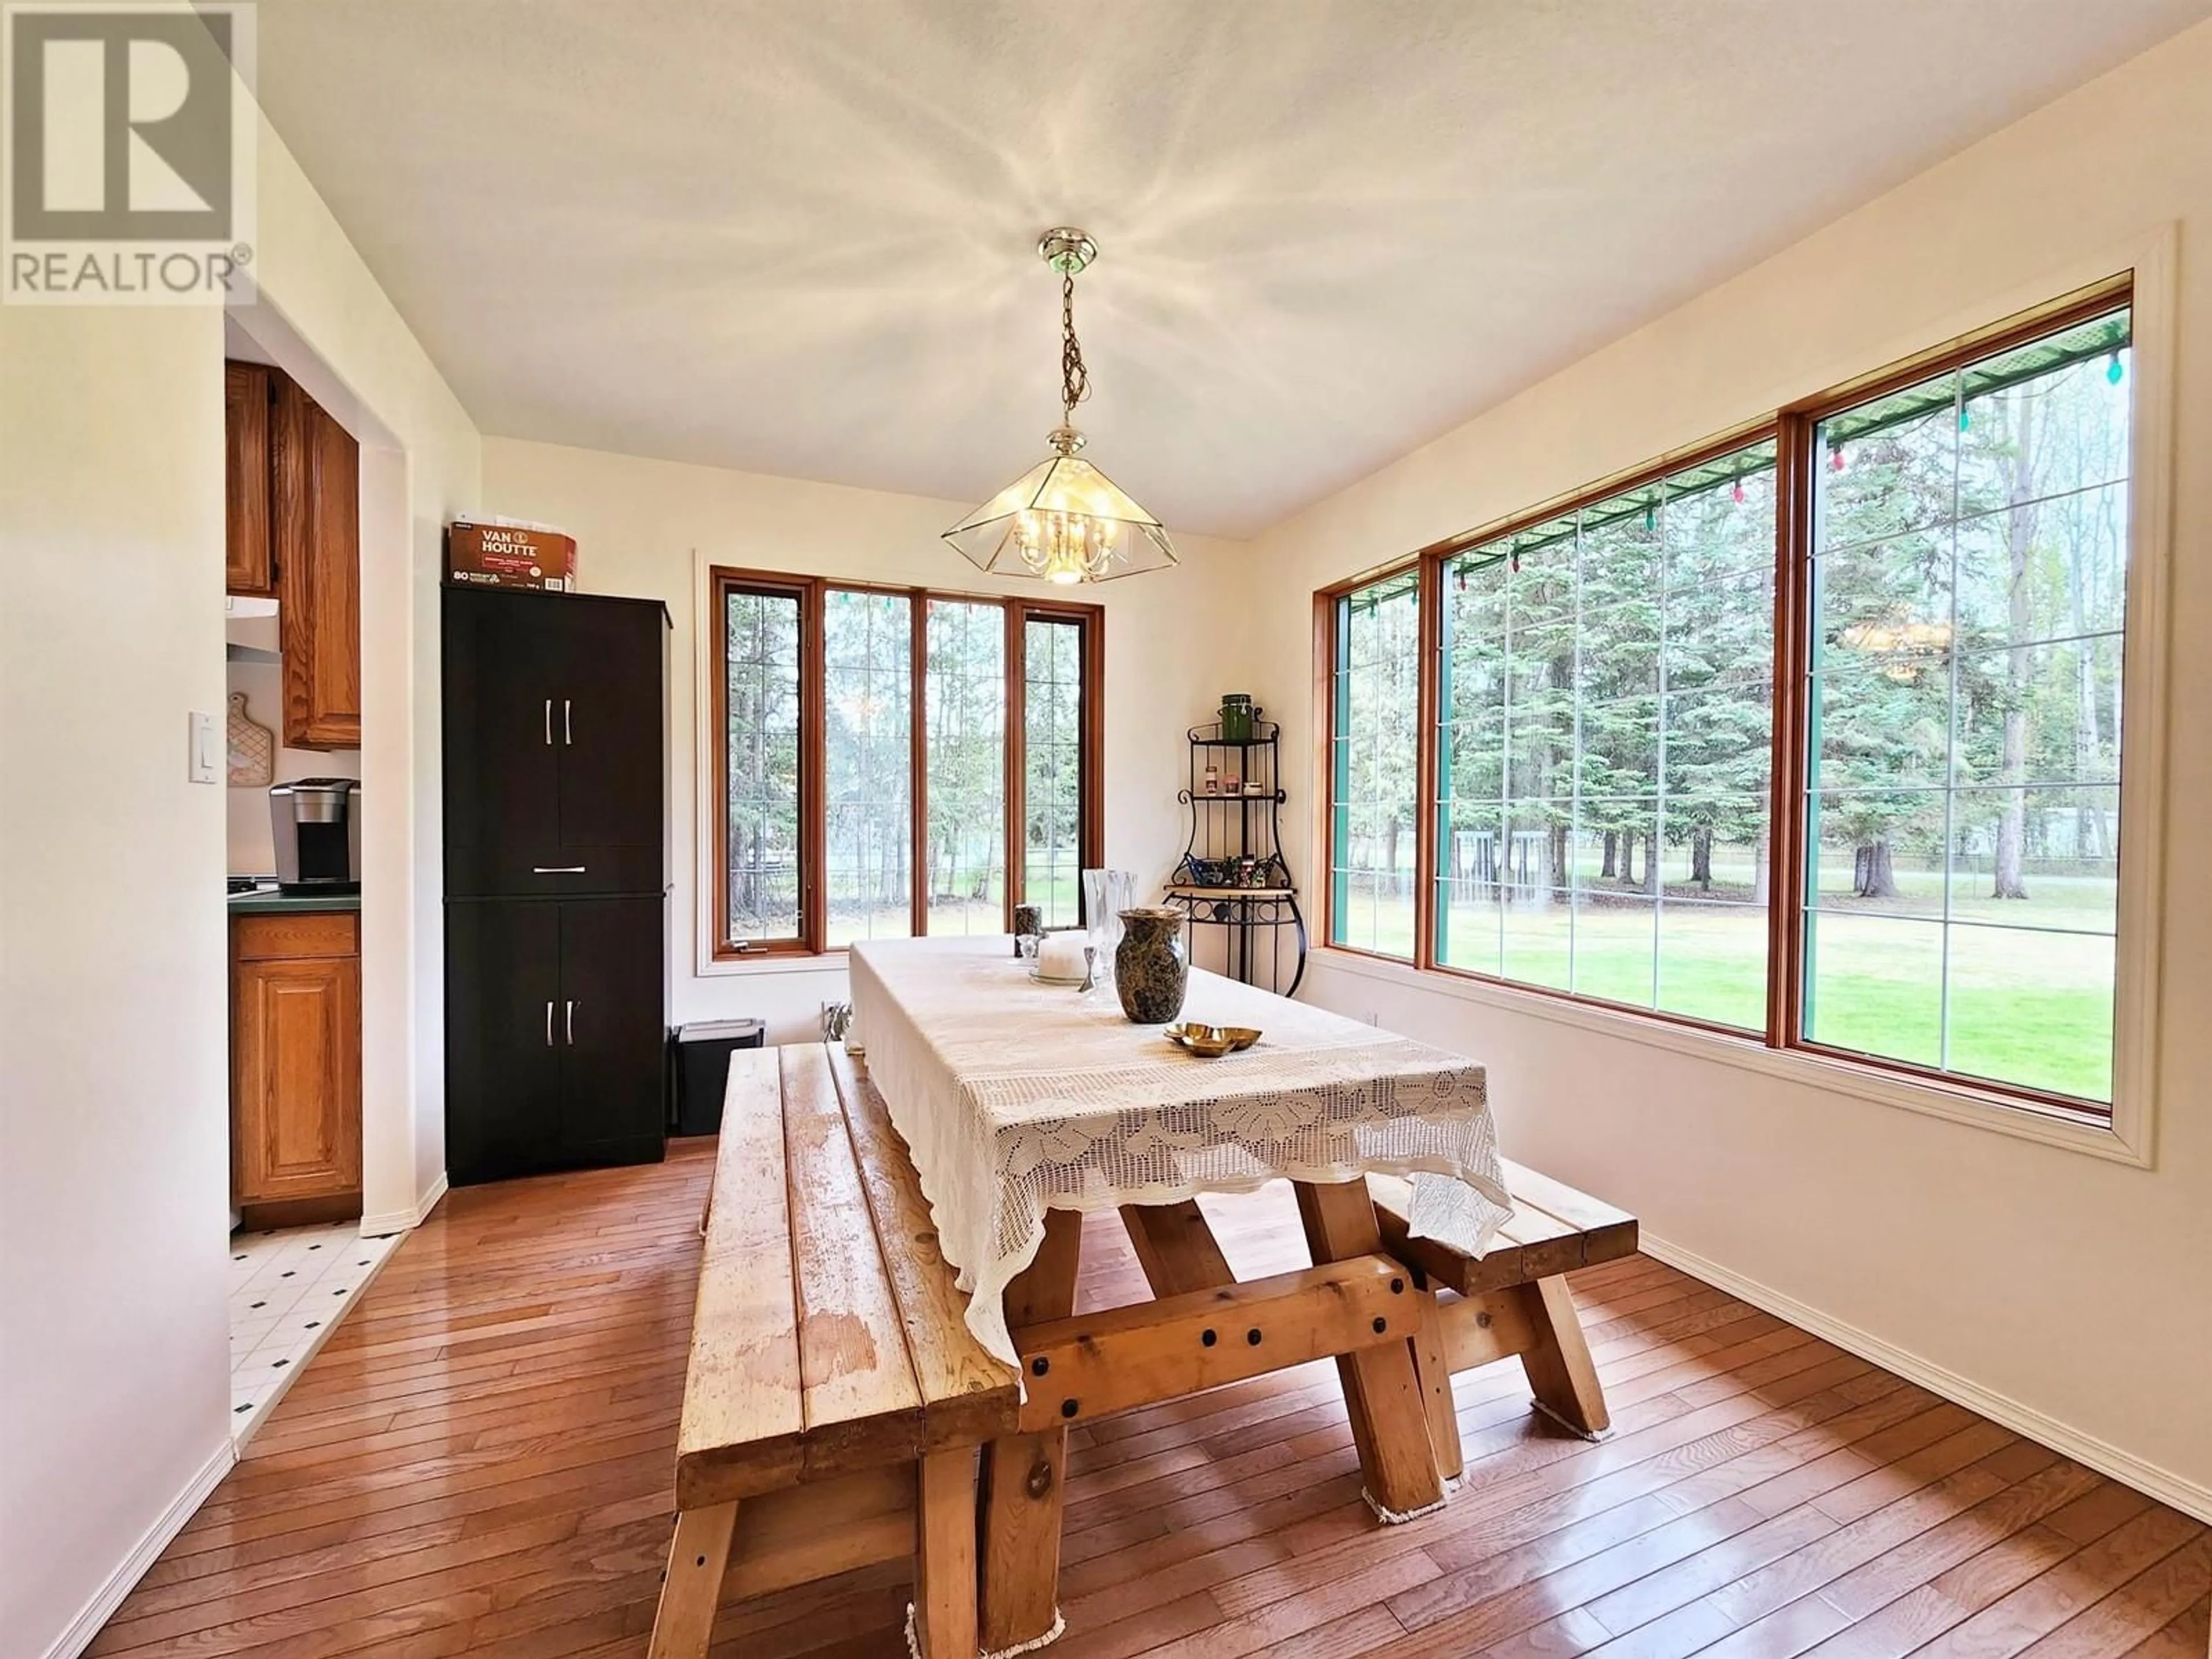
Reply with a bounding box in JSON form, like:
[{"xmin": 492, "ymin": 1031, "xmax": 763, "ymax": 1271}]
[{"xmin": 442, "ymin": 586, "xmax": 671, "ymax": 1185}]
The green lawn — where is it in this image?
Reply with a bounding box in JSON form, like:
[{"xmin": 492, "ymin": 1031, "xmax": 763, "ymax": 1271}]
[
  {"xmin": 822, "ymin": 865, "xmax": 1082, "ymax": 946},
  {"xmin": 1333, "ymin": 859, "xmax": 2115, "ymax": 1103}
]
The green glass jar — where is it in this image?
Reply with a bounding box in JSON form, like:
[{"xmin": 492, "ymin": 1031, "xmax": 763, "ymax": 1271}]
[{"xmin": 1219, "ymin": 693, "xmax": 1253, "ymax": 743}]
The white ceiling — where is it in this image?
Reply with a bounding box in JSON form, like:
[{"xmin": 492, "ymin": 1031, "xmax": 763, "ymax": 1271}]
[{"xmin": 251, "ymin": 1, "xmax": 2210, "ymax": 538}]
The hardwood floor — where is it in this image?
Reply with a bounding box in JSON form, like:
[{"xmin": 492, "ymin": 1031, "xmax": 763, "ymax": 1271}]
[{"xmin": 97, "ymin": 1138, "xmax": 2208, "ymax": 1658}]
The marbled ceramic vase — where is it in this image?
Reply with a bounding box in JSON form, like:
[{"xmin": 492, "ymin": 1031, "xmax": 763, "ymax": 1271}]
[{"xmin": 1115, "ymin": 907, "xmax": 1189, "ymax": 1024}]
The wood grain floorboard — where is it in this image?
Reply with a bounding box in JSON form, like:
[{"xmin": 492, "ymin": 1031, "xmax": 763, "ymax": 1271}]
[{"xmin": 96, "ymin": 1139, "xmax": 2205, "ymax": 1658}]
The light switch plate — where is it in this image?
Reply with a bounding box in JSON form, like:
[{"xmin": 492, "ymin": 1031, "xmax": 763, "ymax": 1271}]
[{"xmin": 188, "ymin": 710, "xmax": 219, "ymax": 783}]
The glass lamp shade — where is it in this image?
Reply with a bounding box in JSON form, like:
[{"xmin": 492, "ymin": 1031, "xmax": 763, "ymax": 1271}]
[{"xmin": 944, "ymin": 451, "xmax": 1177, "ymax": 585}]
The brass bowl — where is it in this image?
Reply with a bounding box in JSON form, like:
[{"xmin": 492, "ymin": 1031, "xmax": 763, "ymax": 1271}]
[{"xmin": 1164, "ymin": 1022, "xmax": 1262, "ymax": 1058}]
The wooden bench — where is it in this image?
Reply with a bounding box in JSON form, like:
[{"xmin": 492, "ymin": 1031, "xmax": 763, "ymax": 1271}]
[
  {"xmin": 648, "ymin": 1044, "xmax": 1018, "ymax": 1659},
  {"xmin": 1369, "ymin": 1160, "xmax": 1638, "ymax": 1479}
]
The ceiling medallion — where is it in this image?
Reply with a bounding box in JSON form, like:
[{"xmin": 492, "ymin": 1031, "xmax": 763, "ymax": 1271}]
[{"xmin": 942, "ymin": 228, "xmax": 1178, "ymax": 585}]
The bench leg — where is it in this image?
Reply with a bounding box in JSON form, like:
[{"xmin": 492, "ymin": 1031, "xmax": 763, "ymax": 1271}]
[
  {"xmin": 1294, "ymin": 1179, "xmax": 1445, "ymax": 1519},
  {"xmin": 647, "ymin": 1501, "xmax": 738, "ymax": 1659},
  {"xmin": 1409, "ymin": 1286, "xmax": 1464, "ymax": 1483},
  {"xmin": 1516, "ymin": 1274, "xmax": 1611, "ymax": 1438},
  {"xmin": 915, "ymin": 1447, "xmax": 978, "ymax": 1659},
  {"xmin": 979, "ymin": 1209, "xmax": 1081, "ymax": 1653}
]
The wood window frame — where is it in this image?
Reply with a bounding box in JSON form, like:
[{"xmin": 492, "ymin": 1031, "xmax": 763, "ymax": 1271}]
[
  {"xmin": 1314, "ymin": 267, "xmax": 2154, "ymax": 1134},
  {"xmin": 1315, "ymin": 560, "xmax": 1426, "ymax": 969},
  {"xmin": 1769, "ymin": 274, "xmax": 2136, "ymax": 1117},
  {"xmin": 1317, "ymin": 422, "xmax": 1777, "ymax": 1036},
  {"xmin": 707, "ymin": 567, "xmax": 1103, "ymax": 961},
  {"xmin": 1010, "ymin": 600, "xmax": 1108, "ymax": 930},
  {"xmin": 709, "ymin": 569, "xmax": 819, "ymax": 959}
]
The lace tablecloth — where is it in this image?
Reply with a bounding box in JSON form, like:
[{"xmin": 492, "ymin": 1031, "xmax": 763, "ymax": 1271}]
[{"xmin": 848, "ymin": 936, "xmax": 1512, "ymax": 1366}]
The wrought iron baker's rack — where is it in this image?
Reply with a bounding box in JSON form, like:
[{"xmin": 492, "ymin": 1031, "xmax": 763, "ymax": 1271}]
[{"xmin": 1164, "ymin": 721, "xmax": 1307, "ymax": 996}]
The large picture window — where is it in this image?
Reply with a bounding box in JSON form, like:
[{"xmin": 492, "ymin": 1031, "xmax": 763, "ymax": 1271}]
[
  {"xmin": 1797, "ymin": 305, "xmax": 2131, "ymax": 1103},
  {"xmin": 1320, "ymin": 279, "xmax": 2140, "ymax": 1119},
  {"xmin": 1428, "ymin": 441, "xmax": 1777, "ymax": 1029},
  {"xmin": 713, "ymin": 570, "xmax": 1100, "ymax": 957}
]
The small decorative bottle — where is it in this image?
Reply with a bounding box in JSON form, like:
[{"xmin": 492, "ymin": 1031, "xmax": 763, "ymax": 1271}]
[{"xmin": 1202, "ymin": 759, "xmax": 1219, "ymax": 796}]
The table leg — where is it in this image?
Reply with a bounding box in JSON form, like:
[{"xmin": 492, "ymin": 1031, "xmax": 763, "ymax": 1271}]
[
  {"xmin": 979, "ymin": 1208, "xmax": 1082, "ymax": 1653},
  {"xmin": 1119, "ymin": 1200, "xmax": 1235, "ymax": 1296},
  {"xmin": 1293, "ymin": 1179, "xmax": 1446, "ymax": 1518}
]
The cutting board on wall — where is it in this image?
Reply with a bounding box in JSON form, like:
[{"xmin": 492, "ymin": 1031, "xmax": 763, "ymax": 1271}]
[{"xmin": 228, "ymin": 690, "xmax": 274, "ymax": 787}]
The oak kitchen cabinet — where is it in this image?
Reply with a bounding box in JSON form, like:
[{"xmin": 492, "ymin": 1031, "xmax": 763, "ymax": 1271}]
[
  {"xmin": 232, "ymin": 908, "xmax": 362, "ymax": 1222},
  {"xmin": 224, "ymin": 358, "xmax": 361, "ymax": 748},
  {"xmin": 224, "ymin": 362, "xmax": 273, "ymax": 595}
]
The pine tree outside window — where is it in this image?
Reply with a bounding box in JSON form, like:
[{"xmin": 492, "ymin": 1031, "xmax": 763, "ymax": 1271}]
[
  {"xmin": 1328, "ymin": 570, "xmax": 1421, "ymax": 957},
  {"xmin": 712, "ymin": 570, "xmax": 1101, "ymax": 957},
  {"xmin": 1800, "ymin": 306, "xmax": 2131, "ymax": 1103},
  {"xmin": 1317, "ymin": 279, "xmax": 2143, "ymax": 1122},
  {"xmin": 1430, "ymin": 441, "xmax": 1777, "ymax": 1030}
]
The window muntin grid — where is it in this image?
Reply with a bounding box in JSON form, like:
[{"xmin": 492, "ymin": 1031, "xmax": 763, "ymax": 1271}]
[
  {"xmin": 1433, "ymin": 440, "xmax": 1778, "ymax": 1032},
  {"xmin": 1803, "ymin": 308, "xmax": 2131, "ymax": 1104},
  {"xmin": 1328, "ymin": 570, "xmax": 1421, "ymax": 957}
]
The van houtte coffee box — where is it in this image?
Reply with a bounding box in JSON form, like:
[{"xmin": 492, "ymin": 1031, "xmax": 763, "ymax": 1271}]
[{"xmin": 446, "ymin": 519, "xmax": 578, "ymax": 592}]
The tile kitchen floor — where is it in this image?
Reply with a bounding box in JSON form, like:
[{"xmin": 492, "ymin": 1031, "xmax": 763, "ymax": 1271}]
[{"xmin": 227, "ymin": 1218, "xmax": 402, "ymax": 1441}]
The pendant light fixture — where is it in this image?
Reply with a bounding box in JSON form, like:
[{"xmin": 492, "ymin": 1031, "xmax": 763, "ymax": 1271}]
[{"xmin": 943, "ymin": 228, "xmax": 1177, "ymax": 585}]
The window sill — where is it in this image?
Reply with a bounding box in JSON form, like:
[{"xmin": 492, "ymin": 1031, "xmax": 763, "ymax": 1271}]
[
  {"xmin": 1308, "ymin": 946, "xmax": 2150, "ymax": 1168},
  {"xmin": 699, "ymin": 948, "xmax": 853, "ymax": 979}
]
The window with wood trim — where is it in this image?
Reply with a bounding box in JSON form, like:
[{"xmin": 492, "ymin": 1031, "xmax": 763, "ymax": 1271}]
[
  {"xmin": 1793, "ymin": 302, "xmax": 2131, "ymax": 1104},
  {"xmin": 1327, "ymin": 569, "xmax": 1422, "ymax": 957},
  {"xmin": 712, "ymin": 569, "xmax": 1101, "ymax": 957},
  {"xmin": 1319, "ymin": 279, "xmax": 2137, "ymax": 1118},
  {"xmin": 1024, "ymin": 614, "xmax": 1090, "ymax": 928},
  {"xmin": 1422, "ymin": 438, "xmax": 1778, "ymax": 1028}
]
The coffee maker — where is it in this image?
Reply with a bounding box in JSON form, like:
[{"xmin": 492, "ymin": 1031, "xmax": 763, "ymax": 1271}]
[{"xmin": 270, "ymin": 778, "xmax": 363, "ymax": 894}]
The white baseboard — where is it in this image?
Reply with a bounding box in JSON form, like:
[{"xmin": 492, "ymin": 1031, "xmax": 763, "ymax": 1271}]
[
  {"xmin": 362, "ymin": 1171, "xmax": 446, "ymax": 1238},
  {"xmin": 1639, "ymin": 1231, "xmax": 2212, "ymax": 1525},
  {"xmin": 43, "ymin": 1435, "xmax": 236, "ymax": 1659}
]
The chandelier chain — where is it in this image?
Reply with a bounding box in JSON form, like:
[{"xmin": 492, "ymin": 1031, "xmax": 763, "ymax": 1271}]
[{"xmin": 1060, "ymin": 272, "xmax": 1090, "ymax": 425}]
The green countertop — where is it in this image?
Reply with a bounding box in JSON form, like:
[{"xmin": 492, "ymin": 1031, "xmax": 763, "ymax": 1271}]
[{"xmin": 228, "ymin": 889, "xmax": 362, "ymax": 914}]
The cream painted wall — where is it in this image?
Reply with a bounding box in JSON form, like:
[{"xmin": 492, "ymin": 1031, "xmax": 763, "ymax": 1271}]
[
  {"xmin": 481, "ymin": 438, "xmax": 1248, "ymax": 1041},
  {"xmin": 0, "ymin": 59, "xmax": 480, "ymax": 1659},
  {"xmin": 1241, "ymin": 22, "xmax": 2212, "ymax": 1510},
  {"xmin": 1, "ymin": 307, "xmax": 235, "ymax": 1652},
  {"xmin": 236, "ymin": 109, "xmax": 483, "ymax": 1230}
]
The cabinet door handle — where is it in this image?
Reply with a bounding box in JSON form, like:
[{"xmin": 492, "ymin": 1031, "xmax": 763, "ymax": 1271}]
[
  {"xmin": 563, "ymin": 699, "xmax": 573, "ymax": 745},
  {"xmin": 531, "ymin": 865, "xmax": 587, "ymax": 874},
  {"xmin": 565, "ymin": 999, "xmax": 577, "ymax": 1045},
  {"xmin": 544, "ymin": 698, "xmax": 552, "ymax": 745},
  {"xmin": 545, "ymin": 1001, "xmax": 554, "ymax": 1047}
]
